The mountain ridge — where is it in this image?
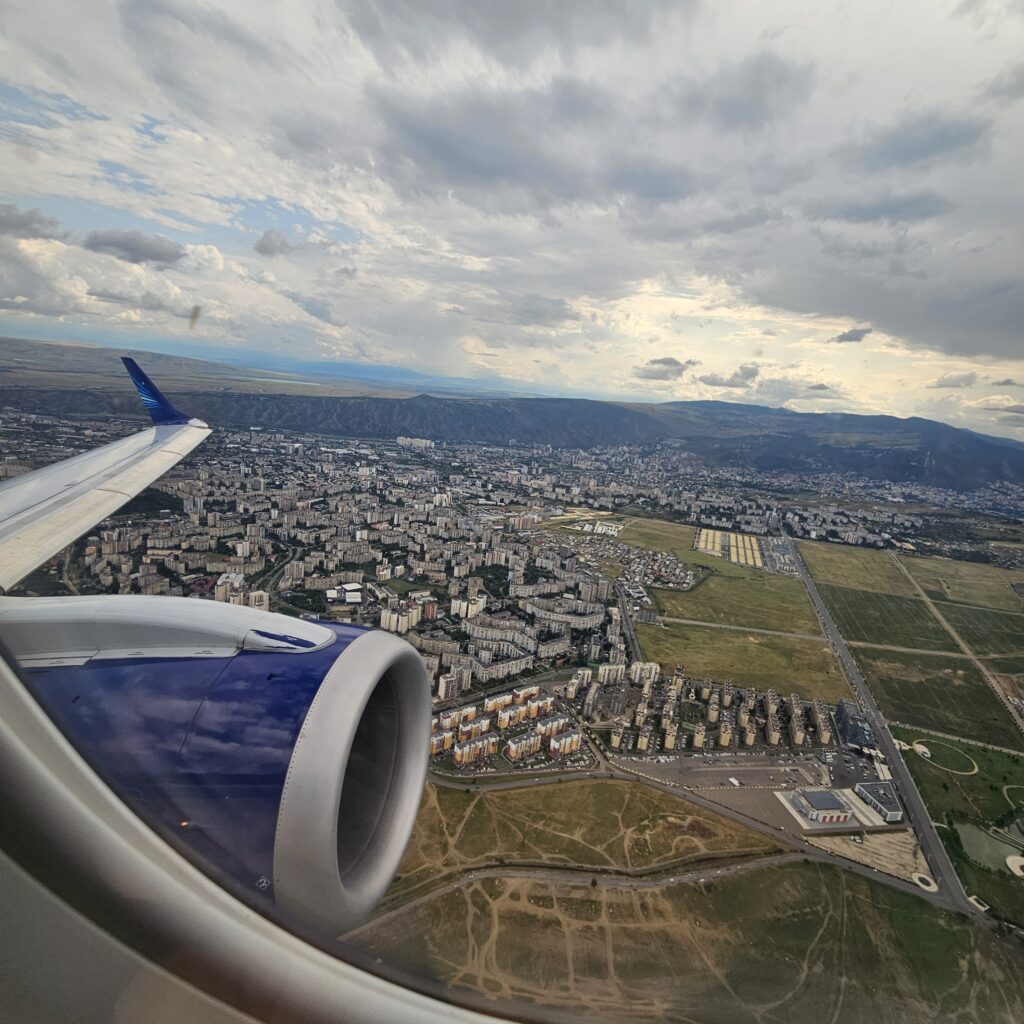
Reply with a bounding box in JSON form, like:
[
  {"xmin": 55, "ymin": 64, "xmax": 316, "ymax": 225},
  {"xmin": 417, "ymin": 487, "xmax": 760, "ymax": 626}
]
[{"xmin": 1, "ymin": 337, "xmax": 1021, "ymax": 490}]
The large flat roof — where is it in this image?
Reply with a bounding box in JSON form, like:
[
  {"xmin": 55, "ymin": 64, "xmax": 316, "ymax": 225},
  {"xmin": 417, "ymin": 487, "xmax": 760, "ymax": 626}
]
[
  {"xmin": 856, "ymin": 781, "xmax": 902, "ymax": 810},
  {"xmin": 801, "ymin": 789, "xmax": 846, "ymax": 811}
]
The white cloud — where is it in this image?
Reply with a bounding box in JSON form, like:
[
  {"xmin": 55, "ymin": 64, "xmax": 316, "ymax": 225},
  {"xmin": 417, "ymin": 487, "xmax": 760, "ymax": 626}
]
[{"xmin": 0, "ymin": 1, "xmax": 1023, "ymax": 436}]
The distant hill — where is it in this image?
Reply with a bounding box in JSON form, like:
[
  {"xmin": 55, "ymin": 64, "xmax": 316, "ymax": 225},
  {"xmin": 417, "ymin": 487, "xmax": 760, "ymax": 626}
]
[{"xmin": 1, "ymin": 337, "xmax": 1022, "ymax": 490}]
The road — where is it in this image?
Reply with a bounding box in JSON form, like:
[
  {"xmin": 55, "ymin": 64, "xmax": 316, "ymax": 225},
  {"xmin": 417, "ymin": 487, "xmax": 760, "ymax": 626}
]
[
  {"xmin": 784, "ymin": 536, "xmax": 976, "ymax": 916},
  {"xmin": 60, "ymin": 545, "xmax": 79, "ymax": 596},
  {"xmin": 345, "ymin": 853, "xmax": 801, "ymax": 937},
  {"xmin": 614, "ymin": 581, "xmax": 643, "ymax": 662},
  {"xmin": 427, "ymin": 761, "xmax": 965, "ymax": 914},
  {"xmin": 889, "ymin": 553, "xmax": 1024, "ymax": 738}
]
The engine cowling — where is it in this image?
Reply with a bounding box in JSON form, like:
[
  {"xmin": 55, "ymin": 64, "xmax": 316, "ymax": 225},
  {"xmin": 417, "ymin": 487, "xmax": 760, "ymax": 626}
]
[{"xmin": 0, "ymin": 596, "xmax": 431, "ymax": 933}]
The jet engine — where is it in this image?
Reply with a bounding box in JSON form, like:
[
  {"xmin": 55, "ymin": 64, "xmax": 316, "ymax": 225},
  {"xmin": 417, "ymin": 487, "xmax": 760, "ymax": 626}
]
[{"xmin": 0, "ymin": 595, "xmax": 430, "ymax": 933}]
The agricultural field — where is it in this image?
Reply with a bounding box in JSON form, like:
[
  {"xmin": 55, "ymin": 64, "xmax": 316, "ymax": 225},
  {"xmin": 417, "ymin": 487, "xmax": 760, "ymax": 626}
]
[
  {"xmin": 818, "ymin": 583, "xmax": 958, "ymax": 651},
  {"xmin": 857, "ymin": 649, "xmax": 1020, "ymax": 748},
  {"xmin": 387, "ymin": 780, "xmax": 778, "ymax": 906},
  {"xmin": 899, "ymin": 554, "xmax": 1024, "ymax": 611},
  {"xmin": 798, "ymin": 541, "xmax": 917, "ymax": 595},
  {"xmin": 650, "ymin": 573, "xmax": 821, "ymax": 635},
  {"xmin": 350, "ymin": 862, "xmax": 1024, "ymax": 1024},
  {"xmin": 935, "ymin": 601, "xmax": 1024, "ymax": 657},
  {"xmin": 892, "ymin": 727, "xmax": 1024, "ymax": 926},
  {"xmin": 636, "ymin": 621, "xmax": 849, "ymax": 702}
]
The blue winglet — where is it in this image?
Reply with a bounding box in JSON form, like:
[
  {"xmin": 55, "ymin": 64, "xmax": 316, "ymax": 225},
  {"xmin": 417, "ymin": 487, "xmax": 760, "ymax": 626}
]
[{"xmin": 121, "ymin": 357, "xmax": 192, "ymax": 425}]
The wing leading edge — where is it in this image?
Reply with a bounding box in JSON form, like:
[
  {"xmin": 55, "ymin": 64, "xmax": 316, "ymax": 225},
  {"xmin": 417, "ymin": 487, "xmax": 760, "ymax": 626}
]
[{"xmin": 0, "ymin": 359, "xmax": 210, "ymax": 592}]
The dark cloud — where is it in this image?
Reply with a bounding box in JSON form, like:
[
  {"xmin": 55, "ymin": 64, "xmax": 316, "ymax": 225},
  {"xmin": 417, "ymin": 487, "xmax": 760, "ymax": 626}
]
[
  {"xmin": 699, "ymin": 207, "xmax": 781, "ymax": 235},
  {"xmin": 606, "ymin": 160, "xmax": 694, "ymax": 204},
  {"xmin": 993, "ymin": 377, "xmax": 1021, "ymax": 386},
  {"xmin": 676, "ymin": 51, "xmax": 814, "ymax": 131},
  {"xmin": 120, "ymin": 0, "xmax": 281, "ymax": 99},
  {"xmin": 632, "ymin": 356, "xmax": 699, "ymax": 381},
  {"xmin": 807, "ymin": 382, "xmax": 831, "ymax": 391},
  {"xmin": 810, "ymin": 192, "xmax": 952, "ymax": 224},
  {"xmin": 829, "ymin": 326, "xmax": 872, "ymax": 344},
  {"xmin": 852, "ymin": 110, "xmax": 991, "ymax": 169},
  {"xmin": 997, "ymin": 405, "xmax": 1024, "ymax": 416},
  {"xmin": 371, "ymin": 75, "xmax": 701, "ymax": 211},
  {"xmin": 506, "ymin": 294, "xmax": 579, "ymax": 326},
  {"xmin": 697, "ymin": 364, "xmax": 760, "ymax": 388},
  {"xmin": 927, "ymin": 371, "xmax": 979, "ymax": 389},
  {"xmin": 345, "ymin": 0, "xmax": 685, "ymax": 69},
  {"xmin": 984, "ymin": 61, "xmax": 1024, "ymax": 101},
  {"xmin": 82, "ymin": 229, "xmax": 184, "ymax": 264},
  {"xmin": 0, "ymin": 204, "xmax": 65, "ymax": 240},
  {"xmin": 254, "ymin": 229, "xmax": 294, "ymax": 256}
]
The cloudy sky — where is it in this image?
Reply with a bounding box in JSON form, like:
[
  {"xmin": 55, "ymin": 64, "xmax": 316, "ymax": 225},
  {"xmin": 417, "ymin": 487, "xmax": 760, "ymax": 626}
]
[{"xmin": 2, "ymin": 1, "xmax": 1024, "ymax": 436}]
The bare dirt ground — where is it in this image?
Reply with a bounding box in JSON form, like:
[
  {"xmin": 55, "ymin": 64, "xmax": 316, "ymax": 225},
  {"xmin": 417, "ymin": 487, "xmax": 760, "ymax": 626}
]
[
  {"xmin": 387, "ymin": 780, "xmax": 778, "ymax": 908},
  {"xmin": 809, "ymin": 831, "xmax": 929, "ymax": 881},
  {"xmin": 351, "ymin": 862, "xmax": 1024, "ymax": 1023}
]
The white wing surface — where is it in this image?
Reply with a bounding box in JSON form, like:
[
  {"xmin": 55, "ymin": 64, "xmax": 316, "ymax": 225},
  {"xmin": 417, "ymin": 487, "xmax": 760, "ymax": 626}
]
[{"xmin": 0, "ymin": 358, "xmax": 210, "ymax": 592}]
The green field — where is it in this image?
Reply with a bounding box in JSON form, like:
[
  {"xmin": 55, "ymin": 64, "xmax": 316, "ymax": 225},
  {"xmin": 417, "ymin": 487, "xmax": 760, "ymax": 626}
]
[
  {"xmin": 351, "ymin": 861, "xmax": 1024, "ymax": 1023},
  {"xmin": 636, "ymin": 621, "xmax": 850, "ymax": 701},
  {"xmin": 986, "ymin": 654, "xmax": 1024, "ymax": 701},
  {"xmin": 651, "ymin": 572, "xmax": 821, "ymax": 635},
  {"xmin": 893, "ymin": 727, "xmax": 1024, "ymax": 925},
  {"xmin": 619, "ymin": 518, "xmax": 753, "ymax": 578},
  {"xmin": 899, "ymin": 555, "xmax": 1024, "ymax": 611},
  {"xmin": 818, "ymin": 583, "xmax": 958, "ymax": 651},
  {"xmin": 389, "ymin": 780, "xmax": 777, "ymax": 905},
  {"xmin": 798, "ymin": 541, "xmax": 917, "ymax": 595},
  {"xmin": 857, "ymin": 649, "xmax": 1021, "ymax": 747},
  {"xmin": 935, "ymin": 601, "xmax": 1024, "ymax": 656}
]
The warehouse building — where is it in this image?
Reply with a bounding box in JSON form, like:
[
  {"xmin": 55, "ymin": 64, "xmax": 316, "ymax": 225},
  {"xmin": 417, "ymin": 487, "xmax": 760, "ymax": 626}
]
[
  {"xmin": 854, "ymin": 781, "xmax": 904, "ymax": 823},
  {"xmin": 793, "ymin": 789, "xmax": 852, "ymax": 825}
]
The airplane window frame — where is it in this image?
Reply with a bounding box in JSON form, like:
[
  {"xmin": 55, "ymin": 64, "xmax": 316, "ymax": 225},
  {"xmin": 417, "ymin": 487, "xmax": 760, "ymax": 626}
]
[{"xmin": 0, "ymin": 634, "xmax": 524, "ymax": 1024}]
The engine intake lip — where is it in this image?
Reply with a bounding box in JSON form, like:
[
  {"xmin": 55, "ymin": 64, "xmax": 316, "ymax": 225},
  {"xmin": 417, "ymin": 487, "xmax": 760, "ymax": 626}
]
[{"xmin": 272, "ymin": 629, "xmax": 430, "ymax": 933}]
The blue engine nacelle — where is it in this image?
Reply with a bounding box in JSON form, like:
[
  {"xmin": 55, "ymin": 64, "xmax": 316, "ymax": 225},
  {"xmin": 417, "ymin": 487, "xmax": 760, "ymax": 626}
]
[{"xmin": 0, "ymin": 596, "xmax": 431, "ymax": 933}]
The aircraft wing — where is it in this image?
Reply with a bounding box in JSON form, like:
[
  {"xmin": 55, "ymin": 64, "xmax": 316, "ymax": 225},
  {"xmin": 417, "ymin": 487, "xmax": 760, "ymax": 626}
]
[{"xmin": 0, "ymin": 358, "xmax": 210, "ymax": 592}]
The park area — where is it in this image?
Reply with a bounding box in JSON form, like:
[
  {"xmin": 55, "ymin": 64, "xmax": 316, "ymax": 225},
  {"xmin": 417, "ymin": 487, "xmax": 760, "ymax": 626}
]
[
  {"xmin": 636, "ymin": 620, "xmax": 849, "ymax": 701},
  {"xmin": 857, "ymin": 649, "xmax": 1021, "ymax": 748},
  {"xmin": 893, "ymin": 727, "xmax": 1024, "ymax": 927}
]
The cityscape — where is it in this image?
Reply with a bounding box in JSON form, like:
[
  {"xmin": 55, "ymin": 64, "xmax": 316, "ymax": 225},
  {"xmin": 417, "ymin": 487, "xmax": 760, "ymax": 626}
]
[
  {"xmin": 6, "ymin": 1, "xmax": 1024, "ymax": 1020},
  {"xmin": 3, "ymin": 392, "xmax": 1023, "ymax": 1020}
]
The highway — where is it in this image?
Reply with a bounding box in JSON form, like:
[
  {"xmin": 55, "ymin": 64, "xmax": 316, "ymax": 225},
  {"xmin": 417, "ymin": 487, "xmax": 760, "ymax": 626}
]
[
  {"xmin": 783, "ymin": 536, "xmax": 976, "ymax": 916},
  {"xmin": 614, "ymin": 581, "xmax": 643, "ymax": 662}
]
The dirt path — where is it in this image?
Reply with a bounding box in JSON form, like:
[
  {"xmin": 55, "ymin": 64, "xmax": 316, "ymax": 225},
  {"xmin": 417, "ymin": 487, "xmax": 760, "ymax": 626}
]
[
  {"xmin": 848, "ymin": 640, "xmax": 971, "ymax": 657},
  {"xmin": 658, "ymin": 615, "xmax": 824, "ymax": 641},
  {"xmin": 889, "ymin": 554, "xmax": 1024, "ymax": 738}
]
